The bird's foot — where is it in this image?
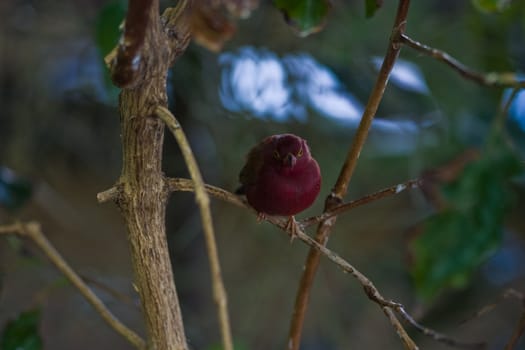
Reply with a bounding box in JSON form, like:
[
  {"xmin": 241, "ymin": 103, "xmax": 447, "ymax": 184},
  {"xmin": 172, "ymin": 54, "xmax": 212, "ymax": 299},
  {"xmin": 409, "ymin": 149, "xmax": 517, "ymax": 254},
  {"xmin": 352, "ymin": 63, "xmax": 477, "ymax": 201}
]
[
  {"xmin": 256, "ymin": 212, "xmax": 267, "ymax": 223},
  {"xmin": 285, "ymin": 216, "xmax": 300, "ymax": 243}
]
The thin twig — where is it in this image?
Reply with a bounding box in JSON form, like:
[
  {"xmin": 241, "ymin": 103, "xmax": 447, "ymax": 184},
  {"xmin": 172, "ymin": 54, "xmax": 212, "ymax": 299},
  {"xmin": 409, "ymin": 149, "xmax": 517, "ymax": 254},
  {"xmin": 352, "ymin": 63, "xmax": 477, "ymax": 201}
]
[
  {"xmin": 457, "ymin": 288, "xmax": 524, "ymax": 350},
  {"xmin": 166, "ymin": 177, "xmax": 483, "ymax": 349},
  {"xmin": 97, "ymin": 186, "xmax": 120, "ymax": 203},
  {"xmin": 383, "ymin": 307, "xmax": 419, "ymax": 350},
  {"xmin": 288, "ymin": 1, "xmax": 412, "ymax": 348},
  {"xmin": 155, "ymin": 106, "xmax": 234, "ymax": 350},
  {"xmin": 80, "ymin": 274, "xmax": 140, "ymax": 309},
  {"xmin": 460, "ymin": 288, "xmax": 524, "ymax": 325},
  {"xmin": 287, "ymin": 225, "xmax": 483, "ymax": 349},
  {"xmin": 167, "ymin": 178, "xmax": 249, "ymax": 209},
  {"xmin": 301, "ymin": 178, "xmax": 422, "ymax": 227},
  {"xmin": 0, "ymin": 222, "xmax": 146, "ymax": 350},
  {"xmin": 505, "ymin": 312, "xmax": 525, "ymax": 350},
  {"xmin": 494, "ymin": 87, "xmax": 522, "ymax": 132},
  {"xmin": 396, "ymin": 308, "xmax": 485, "ymax": 349},
  {"xmin": 399, "ymin": 34, "xmax": 525, "ymax": 88},
  {"xmin": 290, "ymin": 221, "xmax": 484, "ymax": 349},
  {"xmin": 290, "ymin": 227, "xmax": 420, "ymax": 350}
]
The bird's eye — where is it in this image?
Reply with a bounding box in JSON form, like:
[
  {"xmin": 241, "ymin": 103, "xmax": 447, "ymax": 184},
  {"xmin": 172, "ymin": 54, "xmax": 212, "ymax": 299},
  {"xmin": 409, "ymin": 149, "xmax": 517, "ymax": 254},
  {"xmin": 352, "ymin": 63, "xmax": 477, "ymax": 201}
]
[
  {"xmin": 273, "ymin": 150, "xmax": 280, "ymax": 159},
  {"xmin": 297, "ymin": 147, "xmax": 303, "ymax": 157}
]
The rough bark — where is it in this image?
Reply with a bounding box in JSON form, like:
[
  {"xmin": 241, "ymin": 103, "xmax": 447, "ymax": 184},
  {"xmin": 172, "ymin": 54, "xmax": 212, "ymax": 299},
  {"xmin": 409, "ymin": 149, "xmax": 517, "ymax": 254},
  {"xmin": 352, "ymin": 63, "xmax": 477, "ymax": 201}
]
[{"xmin": 107, "ymin": 1, "xmax": 192, "ymax": 349}]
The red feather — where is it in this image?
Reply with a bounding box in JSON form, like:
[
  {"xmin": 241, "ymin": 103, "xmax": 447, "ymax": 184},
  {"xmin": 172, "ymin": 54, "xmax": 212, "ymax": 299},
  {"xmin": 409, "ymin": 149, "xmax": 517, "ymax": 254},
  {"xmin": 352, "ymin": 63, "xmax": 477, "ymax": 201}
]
[{"xmin": 238, "ymin": 134, "xmax": 321, "ymax": 216}]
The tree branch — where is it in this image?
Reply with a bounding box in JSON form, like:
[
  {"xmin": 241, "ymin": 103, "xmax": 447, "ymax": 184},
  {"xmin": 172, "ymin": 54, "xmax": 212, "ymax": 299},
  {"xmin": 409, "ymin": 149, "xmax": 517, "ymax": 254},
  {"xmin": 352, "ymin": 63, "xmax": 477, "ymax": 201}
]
[
  {"xmin": 288, "ymin": 1, "xmax": 412, "ymax": 348},
  {"xmin": 164, "ymin": 177, "xmax": 422, "ymax": 229},
  {"xmin": 505, "ymin": 312, "xmax": 525, "ymax": 350},
  {"xmin": 156, "ymin": 106, "xmax": 234, "ymax": 350},
  {"xmin": 382, "ymin": 307, "xmax": 419, "ymax": 350},
  {"xmin": 0, "ymin": 222, "xmax": 146, "ymax": 350},
  {"xmin": 166, "ymin": 178, "xmax": 249, "ymax": 209},
  {"xmin": 301, "ymin": 178, "xmax": 422, "ymax": 228},
  {"xmin": 103, "ymin": 0, "xmax": 193, "ymax": 348},
  {"xmin": 399, "ymin": 34, "xmax": 525, "ymax": 88},
  {"xmin": 165, "ymin": 177, "xmax": 483, "ymax": 349},
  {"xmin": 97, "ymin": 185, "xmax": 121, "ymax": 203},
  {"xmin": 395, "ymin": 308, "xmax": 485, "ymax": 349},
  {"xmin": 494, "ymin": 87, "xmax": 522, "ymax": 132}
]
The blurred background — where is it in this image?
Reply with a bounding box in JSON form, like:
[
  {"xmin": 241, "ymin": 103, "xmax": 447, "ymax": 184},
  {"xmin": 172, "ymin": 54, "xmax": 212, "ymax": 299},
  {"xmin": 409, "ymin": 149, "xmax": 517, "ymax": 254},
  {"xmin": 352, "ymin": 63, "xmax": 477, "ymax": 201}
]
[{"xmin": 1, "ymin": 0, "xmax": 525, "ymax": 349}]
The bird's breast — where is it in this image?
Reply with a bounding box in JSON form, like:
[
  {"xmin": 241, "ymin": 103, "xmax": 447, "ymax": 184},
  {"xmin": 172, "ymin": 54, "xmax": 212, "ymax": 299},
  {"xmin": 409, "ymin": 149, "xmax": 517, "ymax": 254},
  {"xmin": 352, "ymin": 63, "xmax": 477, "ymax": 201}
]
[{"xmin": 245, "ymin": 161, "xmax": 321, "ymax": 216}]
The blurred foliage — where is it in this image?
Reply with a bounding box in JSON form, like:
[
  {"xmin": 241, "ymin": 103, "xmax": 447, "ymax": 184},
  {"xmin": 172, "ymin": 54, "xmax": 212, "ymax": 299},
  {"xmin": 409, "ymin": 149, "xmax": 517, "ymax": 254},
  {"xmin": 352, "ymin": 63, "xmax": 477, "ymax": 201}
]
[
  {"xmin": 472, "ymin": 0, "xmax": 512, "ymax": 13},
  {"xmin": 94, "ymin": 0, "xmax": 126, "ymax": 57},
  {"xmin": 0, "ymin": 309, "xmax": 42, "ymax": 350},
  {"xmin": 410, "ymin": 134, "xmax": 523, "ymax": 300},
  {"xmin": 365, "ymin": 0, "xmax": 383, "ymax": 18},
  {"xmin": 94, "ymin": 0, "xmax": 126, "ymax": 101},
  {"xmin": 0, "ymin": 167, "xmax": 33, "ymax": 212},
  {"xmin": 273, "ymin": 0, "xmax": 331, "ymax": 36}
]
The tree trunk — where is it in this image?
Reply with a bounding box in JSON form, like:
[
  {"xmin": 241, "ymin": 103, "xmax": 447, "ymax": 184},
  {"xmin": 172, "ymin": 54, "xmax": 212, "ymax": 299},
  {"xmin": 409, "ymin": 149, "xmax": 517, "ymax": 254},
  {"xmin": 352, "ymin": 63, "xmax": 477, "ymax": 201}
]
[{"xmin": 111, "ymin": 1, "xmax": 192, "ymax": 348}]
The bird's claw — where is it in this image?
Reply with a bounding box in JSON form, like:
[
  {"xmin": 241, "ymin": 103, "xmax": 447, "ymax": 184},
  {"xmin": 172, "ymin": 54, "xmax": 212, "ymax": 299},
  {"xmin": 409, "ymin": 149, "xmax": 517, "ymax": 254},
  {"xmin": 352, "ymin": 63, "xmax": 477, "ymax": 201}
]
[
  {"xmin": 285, "ymin": 216, "xmax": 300, "ymax": 243},
  {"xmin": 256, "ymin": 212, "xmax": 267, "ymax": 223}
]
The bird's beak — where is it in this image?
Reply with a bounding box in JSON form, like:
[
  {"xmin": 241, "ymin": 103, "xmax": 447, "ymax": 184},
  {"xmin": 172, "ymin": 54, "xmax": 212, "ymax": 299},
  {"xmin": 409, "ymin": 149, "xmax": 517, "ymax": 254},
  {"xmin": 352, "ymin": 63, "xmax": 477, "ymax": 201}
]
[{"xmin": 283, "ymin": 153, "xmax": 297, "ymax": 167}]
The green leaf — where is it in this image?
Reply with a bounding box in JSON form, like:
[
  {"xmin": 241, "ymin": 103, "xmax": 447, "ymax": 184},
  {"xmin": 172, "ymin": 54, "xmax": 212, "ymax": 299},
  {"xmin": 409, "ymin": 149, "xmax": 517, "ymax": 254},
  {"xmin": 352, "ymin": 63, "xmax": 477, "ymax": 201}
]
[
  {"xmin": 0, "ymin": 167, "xmax": 33, "ymax": 211},
  {"xmin": 410, "ymin": 139, "xmax": 523, "ymax": 300},
  {"xmin": 94, "ymin": 0, "xmax": 126, "ymax": 103},
  {"xmin": 1, "ymin": 309, "xmax": 42, "ymax": 350},
  {"xmin": 95, "ymin": 0, "xmax": 126, "ymax": 56},
  {"xmin": 273, "ymin": 0, "xmax": 331, "ymax": 37},
  {"xmin": 472, "ymin": 0, "xmax": 512, "ymax": 13},
  {"xmin": 365, "ymin": 0, "xmax": 383, "ymax": 18}
]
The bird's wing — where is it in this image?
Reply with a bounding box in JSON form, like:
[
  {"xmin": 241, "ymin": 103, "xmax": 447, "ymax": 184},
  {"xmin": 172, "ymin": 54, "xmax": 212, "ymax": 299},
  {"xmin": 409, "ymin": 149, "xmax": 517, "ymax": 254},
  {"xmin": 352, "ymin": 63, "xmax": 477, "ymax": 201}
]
[{"xmin": 239, "ymin": 136, "xmax": 274, "ymax": 187}]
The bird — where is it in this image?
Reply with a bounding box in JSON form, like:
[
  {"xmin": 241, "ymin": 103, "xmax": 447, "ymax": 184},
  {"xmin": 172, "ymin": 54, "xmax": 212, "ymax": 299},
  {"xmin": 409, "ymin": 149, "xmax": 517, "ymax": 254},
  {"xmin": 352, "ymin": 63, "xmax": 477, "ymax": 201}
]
[{"xmin": 237, "ymin": 133, "xmax": 321, "ymax": 240}]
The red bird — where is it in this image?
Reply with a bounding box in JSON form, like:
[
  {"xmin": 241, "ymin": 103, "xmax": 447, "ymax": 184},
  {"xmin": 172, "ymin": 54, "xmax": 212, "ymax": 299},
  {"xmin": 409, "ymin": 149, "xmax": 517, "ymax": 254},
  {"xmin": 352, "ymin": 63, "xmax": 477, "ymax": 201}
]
[{"xmin": 237, "ymin": 134, "xmax": 321, "ymax": 238}]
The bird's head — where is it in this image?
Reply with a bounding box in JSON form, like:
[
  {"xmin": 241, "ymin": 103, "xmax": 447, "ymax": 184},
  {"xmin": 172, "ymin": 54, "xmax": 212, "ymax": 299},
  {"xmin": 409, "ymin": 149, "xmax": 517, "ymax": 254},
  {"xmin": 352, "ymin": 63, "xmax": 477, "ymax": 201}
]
[{"xmin": 270, "ymin": 134, "xmax": 311, "ymax": 172}]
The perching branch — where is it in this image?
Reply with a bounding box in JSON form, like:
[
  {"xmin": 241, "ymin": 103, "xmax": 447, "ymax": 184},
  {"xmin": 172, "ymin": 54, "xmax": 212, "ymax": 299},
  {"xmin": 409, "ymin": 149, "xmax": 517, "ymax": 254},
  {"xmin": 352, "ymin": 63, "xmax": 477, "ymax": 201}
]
[
  {"xmin": 288, "ymin": 1, "xmax": 412, "ymax": 348},
  {"xmin": 0, "ymin": 222, "xmax": 146, "ymax": 350},
  {"xmin": 156, "ymin": 105, "xmax": 234, "ymax": 350},
  {"xmin": 163, "ymin": 177, "xmax": 421, "ymax": 229},
  {"xmin": 399, "ymin": 34, "xmax": 525, "ymax": 88},
  {"xmin": 301, "ymin": 178, "xmax": 422, "ymax": 227},
  {"xmin": 163, "ymin": 178, "xmax": 483, "ymax": 349}
]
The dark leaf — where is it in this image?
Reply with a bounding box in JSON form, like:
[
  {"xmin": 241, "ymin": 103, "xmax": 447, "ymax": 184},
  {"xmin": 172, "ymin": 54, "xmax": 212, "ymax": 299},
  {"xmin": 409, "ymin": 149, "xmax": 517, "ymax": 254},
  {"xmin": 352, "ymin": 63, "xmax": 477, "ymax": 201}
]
[
  {"xmin": 365, "ymin": 0, "xmax": 383, "ymax": 18},
  {"xmin": 94, "ymin": 0, "xmax": 126, "ymax": 102},
  {"xmin": 410, "ymin": 138, "xmax": 523, "ymax": 300},
  {"xmin": 191, "ymin": 2, "xmax": 237, "ymax": 52},
  {"xmin": 273, "ymin": 0, "xmax": 331, "ymax": 37},
  {"xmin": 0, "ymin": 167, "xmax": 33, "ymax": 211},
  {"xmin": 1, "ymin": 309, "xmax": 42, "ymax": 350},
  {"xmin": 95, "ymin": 0, "xmax": 126, "ymax": 56}
]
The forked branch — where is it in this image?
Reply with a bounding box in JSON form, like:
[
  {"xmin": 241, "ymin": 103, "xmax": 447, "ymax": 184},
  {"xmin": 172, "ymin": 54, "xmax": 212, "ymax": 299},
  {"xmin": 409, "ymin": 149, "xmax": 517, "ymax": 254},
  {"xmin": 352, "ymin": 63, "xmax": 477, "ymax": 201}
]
[
  {"xmin": 164, "ymin": 178, "xmax": 483, "ymax": 349},
  {"xmin": 288, "ymin": 1, "xmax": 412, "ymax": 348},
  {"xmin": 399, "ymin": 34, "xmax": 525, "ymax": 88}
]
